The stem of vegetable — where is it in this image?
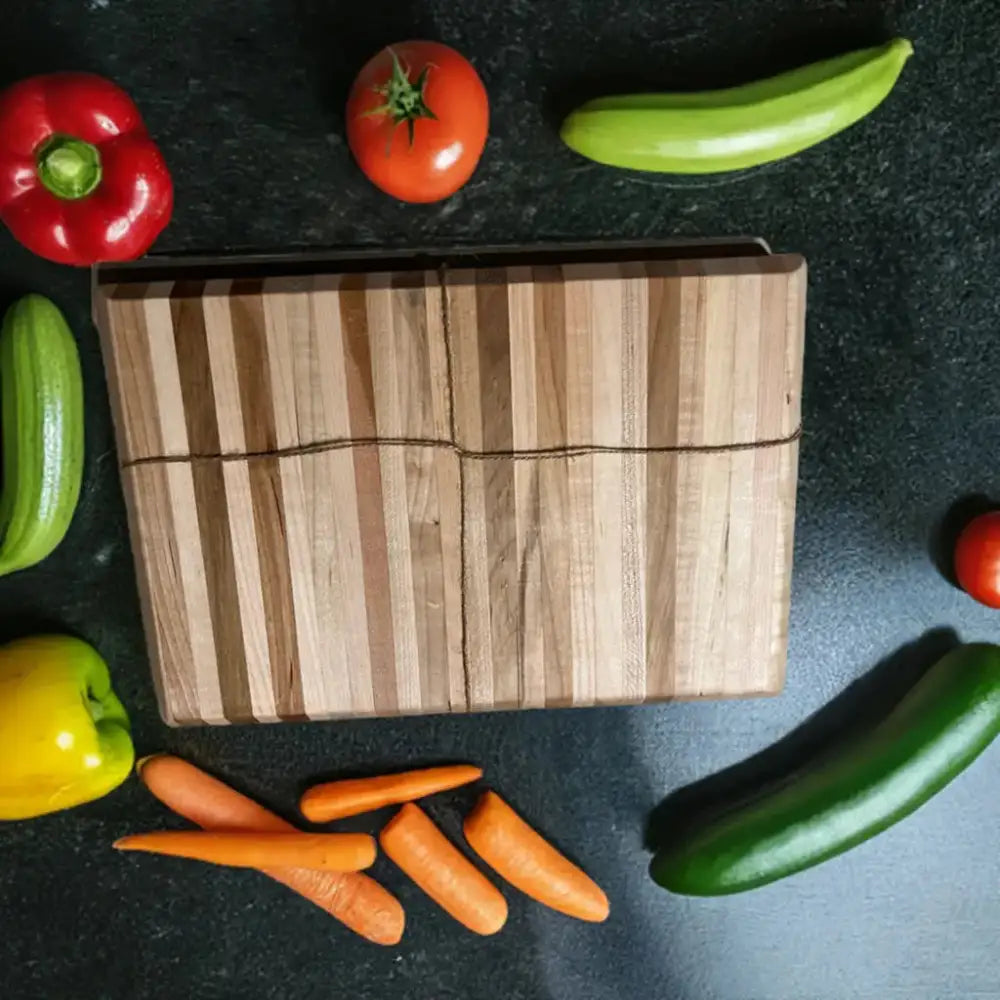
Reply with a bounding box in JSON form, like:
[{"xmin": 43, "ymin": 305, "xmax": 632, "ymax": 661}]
[
  {"xmin": 366, "ymin": 51, "xmax": 437, "ymax": 145},
  {"xmin": 36, "ymin": 135, "xmax": 102, "ymax": 200}
]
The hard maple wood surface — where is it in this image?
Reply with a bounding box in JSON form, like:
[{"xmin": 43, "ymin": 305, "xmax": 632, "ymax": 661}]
[{"xmin": 94, "ymin": 254, "xmax": 805, "ymax": 724}]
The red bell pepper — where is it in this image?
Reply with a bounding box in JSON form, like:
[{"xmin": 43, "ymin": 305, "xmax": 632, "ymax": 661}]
[{"xmin": 0, "ymin": 73, "xmax": 173, "ymax": 266}]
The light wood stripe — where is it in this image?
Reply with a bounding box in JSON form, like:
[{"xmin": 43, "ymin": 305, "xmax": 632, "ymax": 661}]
[
  {"xmin": 203, "ymin": 282, "xmax": 247, "ymax": 454},
  {"xmin": 368, "ymin": 274, "xmax": 425, "ymax": 712},
  {"xmin": 96, "ymin": 255, "xmax": 806, "ymax": 725},
  {"xmin": 620, "ymin": 264, "xmax": 648, "ymax": 701},
  {"xmin": 563, "ymin": 269, "xmax": 596, "ymax": 706},
  {"xmin": 303, "ymin": 447, "xmax": 343, "ymax": 715},
  {"xmin": 380, "ymin": 443, "xmax": 421, "ymax": 712},
  {"xmin": 369, "ymin": 274, "xmax": 403, "ymax": 436},
  {"xmin": 282, "ymin": 278, "xmax": 320, "ymax": 446},
  {"xmin": 462, "ymin": 459, "xmax": 493, "ymax": 708},
  {"xmin": 508, "ymin": 269, "xmax": 545, "ymax": 707},
  {"xmin": 645, "ymin": 271, "xmax": 681, "ymax": 699},
  {"xmin": 539, "ymin": 458, "xmax": 572, "ymax": 705},
  {"xmin": 391, "ymin": 273, "xmax": 437, "ymax": 438},
  {"xmin": 122, "ymin": 463, "xmax": 199, "ymax": 723},
  {"xmin": 144, "ymin": 283, "xmax": 189, "ymax": 457},
  {"xmin": 279, "ymin": 455, "xmax": 325, "ymax": 718},
  {"xmin": 588, "ymin": 272, "xmax": 625, "ymax": 702},
  {"xmin": 447, "ymin": 277, "xmax": 484, "ymax": 450},
  {"xmin": 327, "ymin": 447, "xmax": 376, "ymax": 715},
  {"xmin": 311, "ymin": 275, "xmax": 353, "ymax": 439},
  {"xmin": 724, "ymin": 276, "xmax": 764, "ymax": 693},
  {"xmin": 262, "ymin": 279, "xmax": 302, "ymax": 449},
  {"xmin": 773, "ymin": 431, "xmax": 800, "ymax": 689}
]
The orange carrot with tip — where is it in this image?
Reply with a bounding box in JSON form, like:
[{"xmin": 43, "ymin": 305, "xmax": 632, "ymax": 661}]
[
  {"xmin": 380, "ymin": 802, "xmax": 507, "ymax": 936},
  {"xmin": 463, "ymin": 790, "xmax": 609, "ymax": 922},
  {"xmin": 114, "ymin": 830, "xmax": 377, "ymax": 872},
  {"xmin": 301, "ymin": 764, "xmax": 483, "ymax": 823},
  {"xmin": 136, "ymin": 755, "xmax": 404, "ymax": 945}
]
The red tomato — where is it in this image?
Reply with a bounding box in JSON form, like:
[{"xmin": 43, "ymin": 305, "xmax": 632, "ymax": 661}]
[
  {"xmin": 955, "ymin": 511, "xmax": 1000, "ymax": 608},
  {"xmin": 346, "ymin": 41, "xmax": 489, "ymax": 203}
]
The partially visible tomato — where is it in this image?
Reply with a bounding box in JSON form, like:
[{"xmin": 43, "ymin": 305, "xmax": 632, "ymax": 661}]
[
  {"xmin": 954, "ymin": 511, "xmax": 1000, "ymax": 608},
  {"xmin": 346, "ymin": 41, "xmax": 489, "ymax": 203}
]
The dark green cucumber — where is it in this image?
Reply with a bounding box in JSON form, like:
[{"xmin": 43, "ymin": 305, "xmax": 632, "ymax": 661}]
[{"xmin": 651, "ymin": 643, "xmax": 1000, "ymax": 895}]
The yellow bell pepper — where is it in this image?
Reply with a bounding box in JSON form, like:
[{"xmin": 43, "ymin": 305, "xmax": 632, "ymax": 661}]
[{"xmin": 0, "ymin": 635, "xmax": 133, "ymax": 819}]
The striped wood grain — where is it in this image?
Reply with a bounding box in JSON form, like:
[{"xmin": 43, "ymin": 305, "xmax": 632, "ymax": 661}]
[{"xmin": 95, "ymin": 256, "xmax": 805, "ymax": 724}]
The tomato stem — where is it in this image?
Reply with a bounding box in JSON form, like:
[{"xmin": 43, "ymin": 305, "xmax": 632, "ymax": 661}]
[{"xmin": 366, "ymin": 50, "xmax": 437, "ymax": 146}]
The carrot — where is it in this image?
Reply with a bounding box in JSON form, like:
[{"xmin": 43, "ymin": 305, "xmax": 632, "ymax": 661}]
[
  {"xmin": 379, "ymin": 803, "xmax": 507, "ymax": 935},
  {"xmin": 300, "ymin": 764, "xmax": 483, "ymax": 823},
  {"xmin": 136, "ymin": 755, "xmax": 404, "ymax": 945},
  {"xmin": 463, "ymin": 790, "xmax": 609, "ymax": 923},
  {"xmin": 114, "ymin": 830, "xmax": 377, "ymax": 872}
]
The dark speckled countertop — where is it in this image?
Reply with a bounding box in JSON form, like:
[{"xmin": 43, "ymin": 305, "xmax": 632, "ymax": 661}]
[{"xmin": 3, "ymin": 2, "xmax": 1000, "ymax": 998}]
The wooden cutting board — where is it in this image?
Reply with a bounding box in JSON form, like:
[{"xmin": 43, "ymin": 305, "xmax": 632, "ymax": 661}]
[{"xmin": 93, "ymin": 245, "xmax": 805, "ymax": 725}]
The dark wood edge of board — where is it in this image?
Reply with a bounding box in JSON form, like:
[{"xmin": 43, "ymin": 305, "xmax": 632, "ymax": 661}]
[{"xmin": 93, "ymin": 236, "xmax": 773, "ymax": 286}]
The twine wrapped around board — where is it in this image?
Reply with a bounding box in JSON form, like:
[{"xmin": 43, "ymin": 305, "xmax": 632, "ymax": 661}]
[
  {"xmin": 95, "ymin": 254, "xmax": 806, "ymax": 726},
  {"xmin": 118, "ymin": 429, "xmax": 803, "ymax": 467}
]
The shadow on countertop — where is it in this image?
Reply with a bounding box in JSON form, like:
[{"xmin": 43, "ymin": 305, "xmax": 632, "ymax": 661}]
[
  {"xmin": 645, "ymin": 626, "xmax": 961, "ymax": 852},
  {"xmin": 928, "ymin": 493, "xmax": 997, "ymax": 589}
]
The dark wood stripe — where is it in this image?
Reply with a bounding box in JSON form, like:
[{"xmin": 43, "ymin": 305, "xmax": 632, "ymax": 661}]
[
  {"xmin": 533, "ymin": 267, "xmax": 567, "ymax": 448},
  {"xmin": 351, "ymin": 447, "xmax": 398, "ymax": 714},
  {"xmin": 109, "ymin": 283, "xmax": 151, "ymax": 301},
  {"xmin": 116, "ymin": 290, "xmax": 162, "ymax": 463},
  {"xmin": 339, "ymin": 281, "xmax": 398, "ymax": 714},
  {"xmin": 230, "ymin": 280, "xmax": 278, "ymax": 454},
  {"xmin": 171, "ymin": 282, "xmax": 220, "ymax": 455},
  {"xmin": 191, "ymin": 463, "xmax": 253, "ymax": 722},
  {"xmin": 475, "ymin": 271, "xmax": 513, "ymax": 452},
  {"xmin": 339, "ymin": 275, "xmax": 378, "ymax": 436},
  {"xmin": 646, "ymin": 274, "xmax": 683, "ymax": 448},
  {"xmin": 248, "ymin": 457, "xmax": 306, "ymax": 720},
  {"xmin": 475, "ymin": 273, "xmax": 519, "ymax": 706}
]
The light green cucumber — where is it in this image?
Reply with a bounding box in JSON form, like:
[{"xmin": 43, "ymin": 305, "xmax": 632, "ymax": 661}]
[
  {"xmin": 0, "ymin": 294, "xmax": 84, "ymax": 575},
  {"xmin": 560, "ymin": 38, "xmax": 913, "ymax": 174}
]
